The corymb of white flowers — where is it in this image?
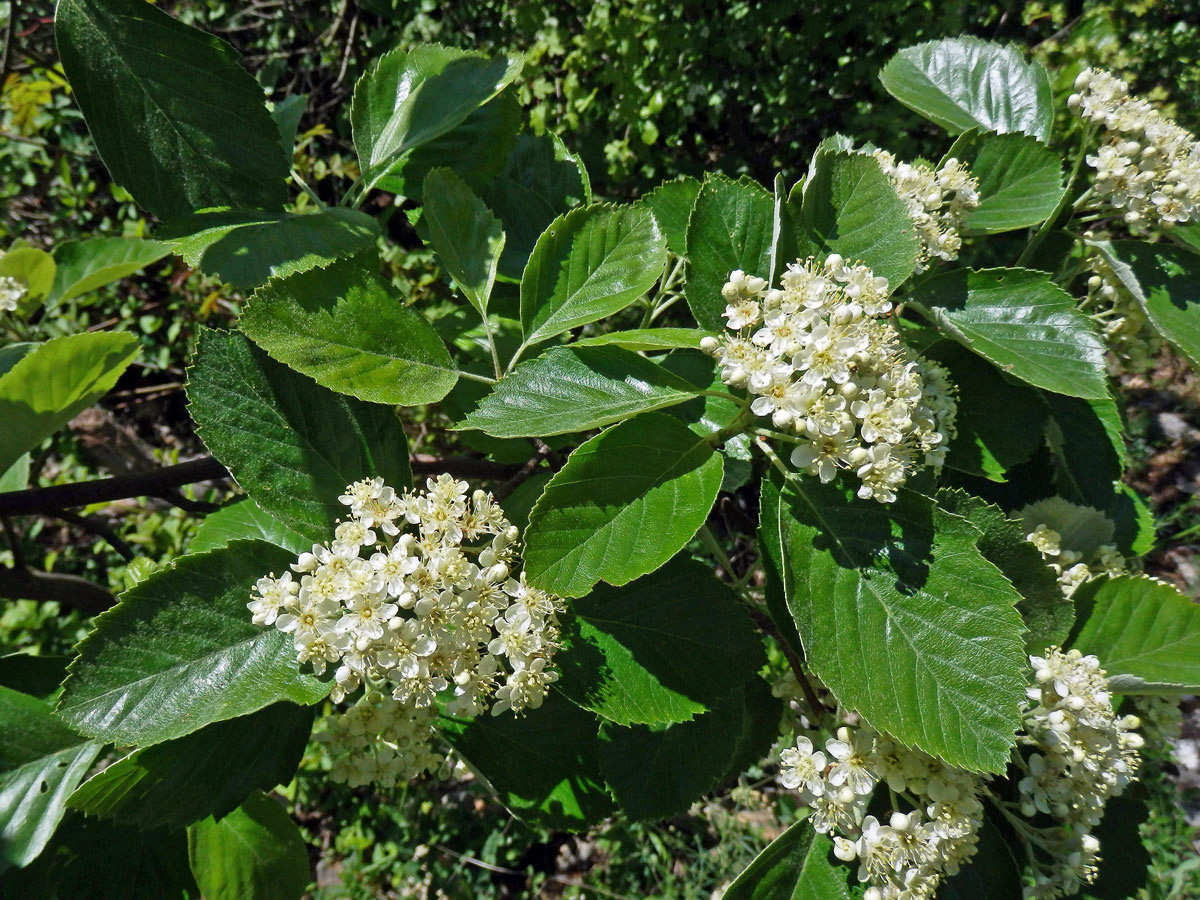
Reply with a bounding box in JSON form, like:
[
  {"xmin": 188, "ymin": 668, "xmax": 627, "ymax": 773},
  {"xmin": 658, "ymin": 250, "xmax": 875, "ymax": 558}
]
[
  {"xmin": 0, "ymin": 274, "xmax": 25, "ymax": 314},
  {"xmin": 872, "ymin": 149, "xmax": 980, "ymax": 271},
  {"xmin": 701, "ymin": 257, "xmax": 957, "ymax": 503},
  {"xmin": 777, "ymin": 649, "xmax": 1143, "ymax": 900},
  {"xmin": 1069, "ymin": 68, "xmax": 1200, "ymax": 227},
  {"xmin": 248, "ymin": 474, "xmax": 565, "ymax": 787}
]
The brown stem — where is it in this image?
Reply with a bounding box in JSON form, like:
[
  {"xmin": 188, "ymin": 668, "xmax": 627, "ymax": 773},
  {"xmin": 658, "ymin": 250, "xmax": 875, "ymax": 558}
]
[
  {"xmin": 0, "ymin": 568, "xmax": 114, "ymax": 614},
  {"xmin": 749, "ymin": 609, "xmax": 831, "ymax": 718}
]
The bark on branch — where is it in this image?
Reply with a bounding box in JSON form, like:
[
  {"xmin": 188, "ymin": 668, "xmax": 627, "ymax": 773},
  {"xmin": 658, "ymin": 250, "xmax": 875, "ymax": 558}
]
[{"xmin": 0, "ymin": 568, "xmax": 114, "ymax": 614}]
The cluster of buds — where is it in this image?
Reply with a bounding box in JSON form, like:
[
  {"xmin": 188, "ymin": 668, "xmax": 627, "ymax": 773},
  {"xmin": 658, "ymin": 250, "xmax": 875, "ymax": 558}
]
[
  {"xmin": 0, "ymin": 275, "xmax": 25, "ymax": 314},
  {"xmin": 873, "ymin": 150, "xmax": 980, "ymax": 271},
  {"xmin": 1082, "ymin": 253, "xmax": 1160, "ymax": 373},
  {"xmin": 1070, "ymin": 68, "xmax": 1200, "ymax": 227},
  {"xmin": 700, "ymin": 258, "xmax": 957, "ymax": 503},
  {"xmin": 1017, "ymin": 497, "xmax": 1127, "ymax": 596},
  {"xmin": 1015, "ymin": 648, "xmax": 1143, "ymax": 898},
  {"xmin": 778, "ymin": 724, "xmax": 985, "ymax": 900},
  {"xmin": 249, "ymin": 474, "xmax": 565, "ymax": 785}
]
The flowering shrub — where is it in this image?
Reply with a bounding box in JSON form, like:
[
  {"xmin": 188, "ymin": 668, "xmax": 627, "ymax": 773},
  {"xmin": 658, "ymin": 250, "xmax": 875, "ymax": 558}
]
[{"xmin": 1, "ymin": 6, "xmax": 1199, "ymax": 899}]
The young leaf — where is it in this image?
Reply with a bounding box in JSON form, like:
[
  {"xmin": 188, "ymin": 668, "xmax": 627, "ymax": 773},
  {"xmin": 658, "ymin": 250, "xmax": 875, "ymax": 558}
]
[
  {"xmin": 460, "ymin": 345, "xmax": 699, "ymax": 438},
  {"xmin": 879, "ymin": 37, "xmax": 1053, "ymax": 141},
  {"xmin": 519, "ymin": 204, "xmax": 668, "ymax": 347},
  {"xmin": 57, "ymin": 542, "xmax": 329, "ymax": 747},
  {"xmin": 442, "ymin": 691, "xmax": 614, "ymax": 830},
  {"xmin": 0, "ymin": 687, "xmax": 101, "ymax": 872},
  {"xmin": 761, "ymin": 471, "xmax": 1026, "ymax": 772},
  {"xmin": 555, "ymin": 557, "xmax": 764, "ymax": 726},
  {"xmin": 48, "ymin": 238, "xmax": 173, "ymax": 306},
  {"xmin": 947, "ymin": 130, "xmax": 1066, "ymax": 234},
  {"xmin": 190, "ymin": 500, "xmax": 311, "ymax": 556},
  {"xmin": 684, "ymin": 174, "xmax": 774, "ymax": 330},
  {"xmin": 187, "ymin": 792, "xmax": 309, "ymax": 900},
  {"xmin": 523, "ymin": 412, "xmax": 723, "ymax": 598},
  {"xmin": 240, "ymin": 258, "xmax": 459, "ymax": 406},
  {"xmin": 422, "ymin": 168, "xmax": 506, "ymax": 316},
  {"xmin": 0, "ymin": 332, "xmax": 139, "ymax": 476},
  {"xmin": 163, "ymin": 207, "xmax": 380, "ymax": 290},
  {"xmin": 641, "ymin": 176, "xmax": 702, "ymax": 255},
  {"xmin": 68, "ymin": 703, "xmax": 313, "ymax": 829},
  {"xmin": 56, "ymin": 0, "xmax": 289, "ymax": 219},
  {"xmin": 722, "ymin": 820, "xmax": 851, "ymax": 900},
  {"xmin": 910, "ymin": 267, "xmax": 1109, "ymax": 400},
  {"xmin": 1090, "ymin": 240, "xmax": 1200, "ymax": 368},
  {"xmin": 1070, "ymin": 576, "xmax": 1200, "ymax": 693},
  {"xmin": 572, "ymin": 328, "xmax": 710, "ymax": 351},
  {"xmin": 351, "ymin": 43, "xmax": 521, "ymax": 197},
  {"xmin": 187, "ymin": 329, "xmax": 411, "ymax": 541},
  {"xmin": 796, "ymin": 149, "xmax": 920, "ymax": 288}
]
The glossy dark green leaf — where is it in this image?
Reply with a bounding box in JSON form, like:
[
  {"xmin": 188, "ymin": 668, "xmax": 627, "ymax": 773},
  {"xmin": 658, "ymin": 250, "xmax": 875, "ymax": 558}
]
[
  {"xmin": 0, "ymin": 332, "xmax": 139, "ymax": 476},
  {"xmin": 56, "ymin": 0, "xmax": 288, "ymax": 219},
  {"xmin": 187, "ymin": 791, "xmax": 309, "ymax": 900},
  {"xmin": 880, "ymin": 37, "xmax": 1053, "ymax": 141},
  {"xmin": 0, "ymin": 654, "xmax": 67, "ymax": 701},
  {"xmin": 53, "ymin": 816, "xmax": 199, "ymax": 899},
  {"xmin": 523, "ymin": 412, "xmax": 723, "ymax": 598},
  {"xmin": 0, "ymin": 687, "xmax": 101, "ymax": 872},
  {"xmin": 422, "ymin": 167, "xmax": 505, "ymax": 316},
  {"xmin": 948, "ymin": 130, "xmax": 1066, "ymax": 234},
  {"xmin": 442, "ymin": 691, "xmax": 614, "ymax": 831},
  {"xmin": 164, "ymin": 207, "xmax": 380, "ymax": 291},
  {"xmin": 187, "ymin": 329, "xmax": 411, "ymax": 541},
  {"xmin": 48, "ymin": 238, "xmax": 173, "ymax": 306},
  {"xmin": 461, "ymin": 345, "xmax": 698, "ymax": 438},
  {"xmin": 68, "ymin": 703, "xmax": 313, "ymax": 829},
  {"xmin": 911, "ymin": 268, "xmax": 1109, "ymax": 400},
  {"xmin": 1070, "ymin": 576, "xmax": 1200, "ymax": 693},
  {"xmin": 642, "ymin": 176, "xmax": 701, "ymax": 255},
  {"xmin": 683, "ymin": 174, "xmax": 774, "ymax": 330},
  {"xmin": 57, "ymin": 542, "xmax": 328, "ymax": 747},
  {"xmin": 556, "ymin": 557, "xmax": 764, "ymax": 726},
  {"xmin": 1042, "ymin": 391, "xmax": 1126, "ymax": 510},
  {"xmin": 190, "ymin": 500, "xmax": 310, "ymax": 556},
  {"xmin": 519, "ymin": 204, "xmax": 668, "ymax": 347},
  {"xmin": 762, "ymin": 471, "xmax": 1026, "ymax": 772},
  {"xmin": 240, "ymin": 258, "xmax": 458, "ymax": 406},
  {"xmin": 722, "ymin": 820, "xmax": 851, "ymax": 900}
]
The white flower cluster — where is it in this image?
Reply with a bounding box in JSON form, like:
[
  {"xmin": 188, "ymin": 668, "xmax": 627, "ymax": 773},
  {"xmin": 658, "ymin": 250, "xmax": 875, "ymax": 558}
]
[
  {"xmin": 1015, "ymin": 648, "xmax": 1143, "ymax": 898},
  {"xmin": 314, "ymin": 692, "xmax": 442, "ymax": 786},
  {"xmin": 1082, "ymin": 254, "xmax": 1160, "ymax": 373},
  {"xmin": 700, "ymin": 259, "xmax": 958, "ymax": 503},
  {"xmin": 0, "ymin": 275, "xmax": 25, "ymax": 314},
  {"xmin": 1018, "ymin": 497, "xmax": 1127, "ymax": 596},
  {"xmin": 778, "ymin": 725, "xmax": 985, "ymax": 900},
  {"xmin": 873, "ymin": 150, "xmax": 979, "ymax": 271},
  {"xmin": 249, "ymin": 474, "xmax": 565, "ymax": 785},
  {"xmin": 1070, "ymin": 68, "xmax": 1200, "ymax": 227}
]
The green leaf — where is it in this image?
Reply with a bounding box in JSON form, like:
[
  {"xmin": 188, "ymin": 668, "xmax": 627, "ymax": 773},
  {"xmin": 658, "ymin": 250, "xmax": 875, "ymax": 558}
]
[
  {"xmin": 190, "ymin": 500, "xmax": 311, "ymax": 555},
  {"xmin": 0, "ymin": 687, "xmax": 101, "ymax": 872},
  {"xmin": 879, "ymin": 37, "xmax": 1053, "ymax": 141},
  {"xmin": 376, "ymin": 91, "xmax": 521, "ymax": 200},
  {"xmin": 1042, "ymin": 391, "xmax": 1126, "ymax": 511},
  {"xmin": 722, "ymin": 820, "xmax": 851, "ymax": 900},
  {"xmin": 187, "ymin": 329, "xmax": 411, "ymax": 541},
  {"xmin": 1090, "ymin": 240, "xmax": 1200, "ymax": 368},
  {"xmin": 572, "ymin": 328, "xmax": 709, "ymax": 351},
  {"xmin": 49, "ymin": 238, "xmax": 173, "ymax": 306},
  {"xmin": 163, "ymin": 207, "xmax": 380, "ymax": 291},
  {"xmin": 461, "ymin": 345, "xmax": 699, "ymax": 438},
  {"xmin": 1070, "ymin": 576, "xmax": 1200, "ymax": 693},
  {"xmin": 598, "ymin": 682, "xmax": 763, "ymax": 821},
  {"xmin": 351, "ymin": 43, "xmax": 521, "ymax": 197},
  {"xmin": 0, "ymin": 653, "xmax": 67, "ymax": 700},
  {"xmin": 240, "ymin": 258, "xmax": 458, "ymax": 406},
  {"xmin": 56, "ymin": 0, "xmax": 289, "ymax": 219},
  {"xmin": 422, "ymin": 168, "xmax": 505, "ymax": 317},
  {"xmin": 52, "ymin": 816, "xmax": 198, "ymax": 899},
  {"xmin": 0, "ymin": 344, "xmax": 37, "ymax": 379},
  {"xmin": 556, "ymin": 557, "xmax": 764, "ymax": 726},
  {"xmin": 442, "ymin": 691, "xmax": 614, "ymax": 831},
  {"xmin": 937, "ymin": 489, "xmax": 1072, "ymax": 654},
  {"xmin": 57, "ymin": 542, "xmax": 328, "ymax": 747},
  {"xmin": 762, "ymin": 471, "xmax": 1026, "ymax": 772},
  {"xmin": 911, "ymin": 267, "xmax": 1109, "ymax": 400},
  {"xmin": 0, "ymin": 247, "xmax": 56, "ymax": 317},
  {"xmin": 0, "ymin": 332, "xmax": 139, "ymax": 476},
  {"xmin": 683, "ymin": 174, "xmax": 774, "ymax": 330},
  {"xmin": 642, "ymin": 176, "xmax": 701, "ymax": 255},
  {"xmin": 519, "ymin": 204, "xmax": 668, "ymax": 347},
  {"xmin": 68, "ymin": 703, "xmax": 312, "ymax": 829},
  {"xmin": 523, "ymin": 412, "xmax": 723, "ymax": 598},
  {"xmin": 187, "ymin": 791, "xmax": 309, "ymax": 900},
  {"xmin": 270, "ymin": 95, "xmax": 306, "ymax": 158},
  {"xmin": 947, "ymin": 130, "xmax": 1066, "ymax": 234},
  {"xmin": 796, "ymin": 149, "xmax": 920, "ymax": 288},
  {"xmin": 485, "ymin": 132, "xmax": 591, "ymax": 279},
  {"xmin": 0, "ymin": 452, "xmax": 30, "ymax": 492}
]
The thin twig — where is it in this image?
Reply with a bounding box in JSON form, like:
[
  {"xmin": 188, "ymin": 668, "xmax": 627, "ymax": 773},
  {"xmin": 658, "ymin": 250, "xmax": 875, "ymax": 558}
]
[{"xmin": 55, "ymin": 511, "xmax": 136, "ymax": 562}]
